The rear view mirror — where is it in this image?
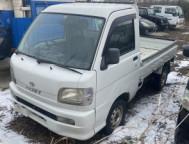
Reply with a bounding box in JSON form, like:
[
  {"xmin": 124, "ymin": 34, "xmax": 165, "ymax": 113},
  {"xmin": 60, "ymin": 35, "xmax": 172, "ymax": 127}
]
[
  {"xmin": 107, "ymin": 48, "xmax": 120, "ymax": 64},
  {"xmin": 183, "ymin": 45, "xmax": 189, "ymax": 57}
]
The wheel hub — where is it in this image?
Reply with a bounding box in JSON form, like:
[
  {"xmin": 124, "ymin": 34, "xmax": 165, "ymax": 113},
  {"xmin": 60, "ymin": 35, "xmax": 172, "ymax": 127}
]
[{"xmin": 110, "ymin": 106, "xmax": 123, "ymax": 129}]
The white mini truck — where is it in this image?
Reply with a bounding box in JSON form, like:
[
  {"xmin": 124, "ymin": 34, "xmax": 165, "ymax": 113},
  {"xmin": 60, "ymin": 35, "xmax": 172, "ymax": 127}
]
[{"xmin": 10, "ymin": 3, "xmax": 177, "ymax": 140}]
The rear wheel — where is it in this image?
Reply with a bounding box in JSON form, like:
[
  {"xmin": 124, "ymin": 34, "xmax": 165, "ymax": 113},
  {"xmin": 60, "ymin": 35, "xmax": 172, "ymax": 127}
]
[
  {"xmin": 154, "ymin": 64, "xmax": 169, "ymax": 91},
  {"xmin": 105, "ymin": 100, "xmax": 126, "ymax": 134}
]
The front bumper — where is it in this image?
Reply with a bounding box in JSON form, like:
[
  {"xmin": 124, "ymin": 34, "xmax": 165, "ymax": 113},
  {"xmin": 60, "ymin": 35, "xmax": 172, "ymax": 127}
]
[
  {"xmin": 10, "ymin": 82, "xmax": 95, "ymax": 140},
  {"xmin": 175, "ymin": 107, "xmax": 189, "ymax": 144}
]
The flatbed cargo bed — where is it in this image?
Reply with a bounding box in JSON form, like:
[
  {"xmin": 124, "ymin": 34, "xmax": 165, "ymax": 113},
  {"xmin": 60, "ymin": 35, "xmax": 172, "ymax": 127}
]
[
  {"xmin": 139, "ymin": 37, "xmax": 177, "ymax": 79},
  {"xmin": 141, "ymin": 37, "xmax": 176, "ymax": 62}
]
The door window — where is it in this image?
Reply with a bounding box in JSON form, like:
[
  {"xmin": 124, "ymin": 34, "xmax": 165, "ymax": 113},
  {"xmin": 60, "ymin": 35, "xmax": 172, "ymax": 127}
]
[
  {"xmin": 139, "ymin": 8, "xmax": 147, "ymax": 16},
  {"xmin": 107, "ymin": 20, "xmax": 135, "ymax": 55},
  {"xmin": 153, "ymin": 7, "xmax": 162, "ymax": 13},
  {"xmin": 165, "ymin": 8, "xmax": 177, "ymax": 16}
]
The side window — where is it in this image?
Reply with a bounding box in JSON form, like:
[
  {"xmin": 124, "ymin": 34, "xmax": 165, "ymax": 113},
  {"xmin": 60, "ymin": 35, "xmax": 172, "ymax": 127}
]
[
  {"xmin": 107, "ymin": 20, "xmax": 135, "ymax": 55},
  {"xmin": 165, "ymin": 8, "xmax": 177, "ymax": 16},
  {"xmin": 165, "ymin": 8, "xmax": 170, "ymax": 14},
  {"xmin": 153, "ymin": 7, "xmax": 162, "ymax": 13},
  {"xmin": 139, "ymin": 9, "xmax": 147, "ymax": 16}
]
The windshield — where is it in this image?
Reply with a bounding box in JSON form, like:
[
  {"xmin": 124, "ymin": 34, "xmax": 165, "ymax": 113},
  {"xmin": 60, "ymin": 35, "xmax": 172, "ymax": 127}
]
[
  {"xmin": 147, "ymin": 8, "xmax": 155, "ymax": 15},
  {"xmin": 18, "ymin": 13, "xmax": 105, "ymax": 70},
  {"xmin": 153, "ymin": 7, "xmax": 162, "ymax": 13}
]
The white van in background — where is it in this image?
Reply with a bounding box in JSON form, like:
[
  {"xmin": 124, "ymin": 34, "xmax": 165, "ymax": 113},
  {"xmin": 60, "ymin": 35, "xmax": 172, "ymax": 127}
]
[{"xmin": 151, "ymin": 5, "xmax": 184, "ymax": 29}]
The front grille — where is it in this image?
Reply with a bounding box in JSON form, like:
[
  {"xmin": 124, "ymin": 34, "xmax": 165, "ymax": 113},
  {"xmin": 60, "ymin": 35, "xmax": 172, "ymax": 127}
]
[{"xmin": 15, "ymin": 96, "xmax": 57, "ymax": 121}]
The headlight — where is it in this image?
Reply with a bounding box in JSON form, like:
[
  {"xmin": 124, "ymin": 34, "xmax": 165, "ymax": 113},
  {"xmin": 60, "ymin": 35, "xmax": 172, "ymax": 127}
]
[
  {"xmin": 58, "ymin": 88, "xmax": 93, "ymax": 106},
  {"xmin": 182, "ymin": 81, "xmax": 189, "ymax": 110},
  {"xmin": 141, "ymin": 22, "xmax": 150, "ymax": 27},
  {"xmin": 161, "ymin": 20, "xmax": 164, "ymax": 23},
  {"xmin": 10, "ymin": 66, "xmax": 16, "ymax": 83}
]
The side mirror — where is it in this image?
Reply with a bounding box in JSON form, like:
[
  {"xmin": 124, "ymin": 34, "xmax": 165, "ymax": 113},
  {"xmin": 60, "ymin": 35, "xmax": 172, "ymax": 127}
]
[
  {"xmin": 183, "ymin": 45, "xmax": 189, "ymax": 57},
  {"xmin": 100, "ymin": 48, "xmax": 120, "ymax": 70},
  {"xmin": 106, "ymin": 48, "xmax": 120, "ymax": 64}
]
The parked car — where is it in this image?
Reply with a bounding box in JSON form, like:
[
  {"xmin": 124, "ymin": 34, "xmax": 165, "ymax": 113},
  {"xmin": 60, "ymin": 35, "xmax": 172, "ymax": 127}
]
[
  {"xmin": 0, "ymin": 27, "xmax": 12, "ymax": 60},
  {"xmin": 10, "ymin": 3, "xmax": 177, "ymax": 140},
  {"xmin": 139, "ymin": 16, "xmax": 157, "ymax": 35},
  {"xmin": 175, "ymin": 45, "xmax": 189, "ymax": 144},
  {"xmin": 139, "ymin": 7, "xmax": 169, "ymax": 31},
  {"xmin": 151, "ymin": 5, "xmax": 184, "ymax": 29}
]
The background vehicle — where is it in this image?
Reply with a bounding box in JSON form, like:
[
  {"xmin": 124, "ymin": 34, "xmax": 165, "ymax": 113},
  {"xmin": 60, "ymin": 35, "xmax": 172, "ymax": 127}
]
[
  {"xmin": 175, "ymin": 45, "xmax": 189, "ymax": 144},
  {"xmin": 139, "ymin": 7, "xmax": 169, "ymax": 31},
  {"xmin": 139, "ymin": 16, "xmax": 157, "ymax": 35},
  {"xmin": 10, "ymin": 2, "xmax": 177, "ymax": 140},
  {"xmin": 151, "ymin": 5, "xmax": 184, "ymax": 29},
  {"xmin": 0, "ymin": 27, "xmax": 12, "ymax": 60}
]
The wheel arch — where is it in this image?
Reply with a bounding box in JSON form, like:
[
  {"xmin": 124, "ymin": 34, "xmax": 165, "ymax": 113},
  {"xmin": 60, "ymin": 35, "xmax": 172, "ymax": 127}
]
[
  {"xmin": 106, "ymin": 92, "xmax": 130, "ymax": 121},
  {"xmin": 116, "ymin": 92, "xmax": 130, "ymax": 103},
  {"xmin": 153, "ymin": 61, "xmax": 171, "ymax": 75}
]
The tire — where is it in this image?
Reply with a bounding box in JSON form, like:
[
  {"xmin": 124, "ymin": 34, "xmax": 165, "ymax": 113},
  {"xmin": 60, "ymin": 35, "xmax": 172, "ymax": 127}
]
[
  {"xmin": 104, "ymin": 100, "xmax": 126, "ymax": 135},
  {"xmin": 175, "ymin": 108, "xmax": 189, "ymax": 144},
  {"xmin": 154, "ymin": 64, "xmax": 169, "ymax": 91}
]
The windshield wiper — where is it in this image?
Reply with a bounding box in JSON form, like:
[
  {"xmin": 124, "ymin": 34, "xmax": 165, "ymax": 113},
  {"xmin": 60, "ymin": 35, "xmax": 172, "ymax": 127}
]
[
  {"xmin": 37, "ymin": 59, "xmax": 82, "ymax": 74},
  {"xmin": 15, "ymin": 50, "xmax": 36, "ymax": 59},
  {"xmin": 15, "ymin": 49, "xmax": 24, "ymax": 55}
]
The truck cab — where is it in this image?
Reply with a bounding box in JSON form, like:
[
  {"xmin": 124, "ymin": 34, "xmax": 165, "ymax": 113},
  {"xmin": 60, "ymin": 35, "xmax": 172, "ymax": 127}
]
[{"xmin": 10, "ymin": 3, "xmax": 177, "ymax": 140}]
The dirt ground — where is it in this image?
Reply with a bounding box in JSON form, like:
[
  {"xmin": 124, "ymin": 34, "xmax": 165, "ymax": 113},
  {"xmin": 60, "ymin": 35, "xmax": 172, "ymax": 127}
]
[{"xmin": 1, "ymin": 25, "xmax": 189, "ymax": 144}]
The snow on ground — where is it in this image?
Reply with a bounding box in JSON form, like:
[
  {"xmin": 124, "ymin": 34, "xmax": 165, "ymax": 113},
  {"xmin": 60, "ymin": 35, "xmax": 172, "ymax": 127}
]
[
  {"xmin": 101, "ymin": 72, "xmax": 187, "ymax": 144},
  {"xmin": 0, "ymin": 90, "xmax": 29, "ymax": 144},
  {"xmin": 182, "ymin": 32, "xmax": 189, "ymax": 35},
  {"xmin": 175, "ymin": 60, "xmax": 189, "ymax": 69}
]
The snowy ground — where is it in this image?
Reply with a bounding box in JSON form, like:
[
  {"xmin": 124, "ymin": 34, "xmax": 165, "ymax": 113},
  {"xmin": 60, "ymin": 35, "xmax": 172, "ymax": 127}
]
[{"xmin": 0, "ymin": 90, "xmax": 29, "ymax": 144}]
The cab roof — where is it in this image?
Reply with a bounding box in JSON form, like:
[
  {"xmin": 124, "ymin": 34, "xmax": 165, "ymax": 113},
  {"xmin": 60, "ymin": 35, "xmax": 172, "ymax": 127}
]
[{"xmin": 43, "ymin": 3, "xmax": 134, "ymax": 18}]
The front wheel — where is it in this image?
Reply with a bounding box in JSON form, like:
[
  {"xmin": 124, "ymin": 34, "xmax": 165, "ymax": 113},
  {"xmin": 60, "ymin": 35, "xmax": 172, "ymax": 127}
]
[{"xmin": 105, "ymin": 100, "xmax": 126, "ymax": 135}]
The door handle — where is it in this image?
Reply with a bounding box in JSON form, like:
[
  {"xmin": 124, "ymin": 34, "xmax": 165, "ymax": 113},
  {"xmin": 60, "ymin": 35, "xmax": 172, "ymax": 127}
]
[{"xmin": 133, "ymin": 56, "xmax": 138, "ymax": 61}]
